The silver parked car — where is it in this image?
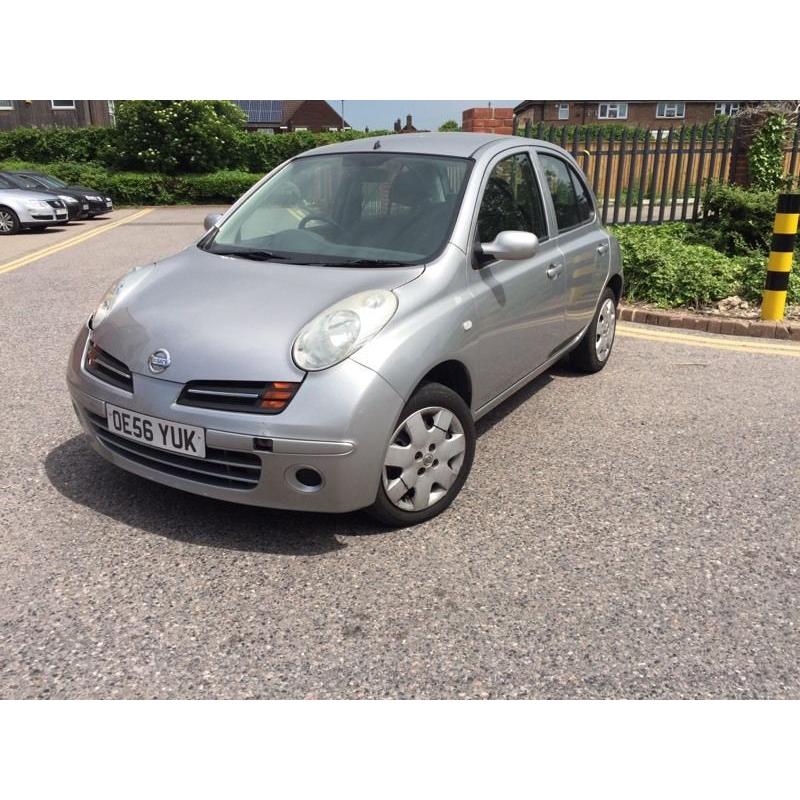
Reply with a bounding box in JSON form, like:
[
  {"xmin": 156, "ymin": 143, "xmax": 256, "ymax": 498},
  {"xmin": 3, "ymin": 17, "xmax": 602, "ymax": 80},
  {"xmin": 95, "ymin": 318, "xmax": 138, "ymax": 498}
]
[
  {"xmin": 0, "ymin": 176, "xmax": 69, "ymax": 234},
  {"xmin": 67, "ymin": 133, "xmax": 622, "ymax": 526}
]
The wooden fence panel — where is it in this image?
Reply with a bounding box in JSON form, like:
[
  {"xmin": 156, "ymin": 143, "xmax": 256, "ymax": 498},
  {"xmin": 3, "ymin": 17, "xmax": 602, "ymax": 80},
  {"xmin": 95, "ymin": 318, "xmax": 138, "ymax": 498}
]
[{"xmin": 523, "ymin": 119, "xmax": 738, "ymax": 224}]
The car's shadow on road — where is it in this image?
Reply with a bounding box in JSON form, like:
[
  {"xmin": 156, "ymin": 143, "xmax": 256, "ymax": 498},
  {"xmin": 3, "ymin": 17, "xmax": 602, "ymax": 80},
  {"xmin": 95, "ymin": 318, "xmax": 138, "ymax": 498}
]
[
  {"xmin": 45, "ymin": 436, "xmax": 382, "ymax": 556},
  {"xmin": 45, "ymin": 367, "xmax": 564, "ymax": 555}
]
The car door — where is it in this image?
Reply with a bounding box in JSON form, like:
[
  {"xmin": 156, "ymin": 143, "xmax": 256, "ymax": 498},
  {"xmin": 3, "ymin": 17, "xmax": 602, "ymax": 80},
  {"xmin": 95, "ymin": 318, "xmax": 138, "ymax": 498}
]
[
  {"xmin": 535, "ymin": 150, "xmax": 609, "ymax": 338},
  {"xmin": 466, "ymin": 149, "xmax": 566, "ymax": 408}
]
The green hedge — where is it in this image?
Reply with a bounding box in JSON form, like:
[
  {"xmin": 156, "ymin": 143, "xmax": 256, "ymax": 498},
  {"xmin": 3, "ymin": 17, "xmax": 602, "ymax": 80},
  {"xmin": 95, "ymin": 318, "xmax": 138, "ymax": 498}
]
[
  {"xmin": 0, "ymin": 126, "xmax": 389, "ymax": 175},
  {"xmin": 0, "ymin": 159, "xmax": 260, "ymax": 205}
]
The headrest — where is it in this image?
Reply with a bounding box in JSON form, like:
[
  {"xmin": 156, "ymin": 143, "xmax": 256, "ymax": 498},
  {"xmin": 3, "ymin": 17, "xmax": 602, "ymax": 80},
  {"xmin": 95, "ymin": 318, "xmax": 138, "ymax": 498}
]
[{"xmin": 389, "ymin": 166, "xmax": 439, "ymax": 207}]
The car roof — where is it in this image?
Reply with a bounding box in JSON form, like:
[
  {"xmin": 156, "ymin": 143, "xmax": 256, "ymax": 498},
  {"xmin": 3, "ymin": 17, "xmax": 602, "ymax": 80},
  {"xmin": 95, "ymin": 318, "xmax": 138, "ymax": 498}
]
[{"xmin": 299, "ymin": 132, "xmax": 554, "ymax": 160}]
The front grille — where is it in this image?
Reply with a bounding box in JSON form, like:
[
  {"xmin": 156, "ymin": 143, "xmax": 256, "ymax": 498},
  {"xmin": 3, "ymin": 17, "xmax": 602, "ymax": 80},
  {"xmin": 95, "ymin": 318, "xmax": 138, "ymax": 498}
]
[
  {"xmin": 46, "ymin": 199, "xmax": 64, "ymax": 209},
  {"xmin": 85, "ymin": 341, "xmax": 134, "ymax": 391},
  {"xmin": 177, "ymin": 380, "xmax": 300, "ymax": 414},
  {"xmin": 86, "ymin": 412, "xmax": 262, "ymax": 490}
]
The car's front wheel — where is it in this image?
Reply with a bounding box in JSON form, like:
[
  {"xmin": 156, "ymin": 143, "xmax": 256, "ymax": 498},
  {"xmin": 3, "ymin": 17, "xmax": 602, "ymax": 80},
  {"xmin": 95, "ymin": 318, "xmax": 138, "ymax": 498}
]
[
  {"xmin": 0, "ymin": 207, "xmax": 20, "ymax": 235},
  {"xmin": 367, "ymin": 382, "xmax": 475, "ymax": 527}
]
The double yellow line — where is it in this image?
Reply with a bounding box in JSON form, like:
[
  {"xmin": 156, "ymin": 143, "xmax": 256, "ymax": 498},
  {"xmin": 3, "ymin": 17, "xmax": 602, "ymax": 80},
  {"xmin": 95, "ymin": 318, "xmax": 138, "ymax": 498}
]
[
  {"xmin": 0, "ymin": 208, "xmax": 152, "ymax": 275},
  {"xmin": 617, "ymin": 323, "xmax": 800, "ymax": 358}
]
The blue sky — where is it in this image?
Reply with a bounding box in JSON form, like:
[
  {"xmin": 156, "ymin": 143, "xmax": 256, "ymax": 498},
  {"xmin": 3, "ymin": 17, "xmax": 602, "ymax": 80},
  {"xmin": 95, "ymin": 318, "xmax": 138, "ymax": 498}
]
[{"xmin": 328, "ymin": 100, "xmax": 521, "ymax": 131}]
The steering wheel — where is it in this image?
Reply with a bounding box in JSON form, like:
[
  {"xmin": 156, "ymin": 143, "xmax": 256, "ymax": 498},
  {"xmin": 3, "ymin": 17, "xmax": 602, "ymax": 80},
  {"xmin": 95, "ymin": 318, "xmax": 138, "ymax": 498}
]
[{"xmin": 298, "ymin": 214, "xmax": 347, "ymax": 236}]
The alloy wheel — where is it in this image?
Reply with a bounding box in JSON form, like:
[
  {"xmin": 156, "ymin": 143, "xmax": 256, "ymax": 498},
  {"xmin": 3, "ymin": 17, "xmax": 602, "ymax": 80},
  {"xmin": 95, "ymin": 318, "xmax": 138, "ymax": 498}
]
[
  {"xmin": 382, "ymin": 406, "xmax": 467, "ymax": 512},
  {"xmin": 595, "ymin": 298, "xmax": 616, "ymax": 362},
  {"xmin": 0, "ymin": 210, "xmax": 15, "ymax": 233}
]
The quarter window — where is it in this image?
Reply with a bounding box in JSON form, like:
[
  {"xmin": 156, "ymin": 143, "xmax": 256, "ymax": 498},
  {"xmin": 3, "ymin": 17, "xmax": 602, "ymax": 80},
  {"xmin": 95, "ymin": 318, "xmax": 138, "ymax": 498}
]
[
  {"xmin": 476, "ymin": 152, "xmax": 548, "ymax": 244},
  {"xmin": 0, "ymin": 100, "xmax": 13, "ymax": 110},
  {"xmin": 597, "ymin": 102, "xmax": 628, "ymax": 120},
  {"xmin": 538, "ymin": 153, "xmax": 594, "ymax": 232},
  {"xmin": 656, "ymin": 102, "xmax": 685, "ymax": 119},
  {"xmin": 715, "ymin": 102, "xmax": 741, "ymax": 116},
  {"xmin": 51, "ymin": 100, "xmax": 76, "ymax": 109},
  {"xmin": 557, "ymin": 103, "xmax": 569, "ymax": 120}
]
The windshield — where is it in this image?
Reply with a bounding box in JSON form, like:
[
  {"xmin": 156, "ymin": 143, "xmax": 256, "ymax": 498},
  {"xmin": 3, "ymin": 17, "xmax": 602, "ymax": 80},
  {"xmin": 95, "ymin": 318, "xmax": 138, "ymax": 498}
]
[
  {"xmin": 32, "ymin": 174, "xmax": 66, "ymax": 189},
  {"xmin": 202, "ymin": 152, "xmax": 472, "ymax": 266},
  {"xmin": 9, "ymin": 174, "xmax": 42, "ymax": 190}
]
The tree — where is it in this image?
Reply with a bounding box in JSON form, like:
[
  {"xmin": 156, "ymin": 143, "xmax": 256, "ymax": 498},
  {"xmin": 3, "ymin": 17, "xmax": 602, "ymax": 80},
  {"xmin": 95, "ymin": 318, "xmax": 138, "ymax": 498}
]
[
  {"xmin": 438, "ymin": 120, "xmax": 461, "ymax": 132},
  {"xmin": 115, "ymin": 100, "xmax": 247, "ymax": 174}
]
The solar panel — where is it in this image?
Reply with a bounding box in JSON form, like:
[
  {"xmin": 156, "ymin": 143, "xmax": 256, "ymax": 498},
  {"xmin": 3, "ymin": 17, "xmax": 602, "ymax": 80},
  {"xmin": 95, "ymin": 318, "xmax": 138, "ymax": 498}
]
[{"xmin": 233, "ymin": 100, "xmax": 283, "ymax": 124}]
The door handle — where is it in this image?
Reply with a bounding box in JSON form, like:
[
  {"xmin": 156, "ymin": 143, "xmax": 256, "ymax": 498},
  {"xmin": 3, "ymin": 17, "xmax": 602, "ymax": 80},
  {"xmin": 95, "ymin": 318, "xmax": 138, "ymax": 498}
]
[
  {"xmin": 546, "ymin": 263, "xmax": 562, "ymax": 279},
  {"xmin": 596, "ymin": 243, "xmax": 609, "ymax": 255}
]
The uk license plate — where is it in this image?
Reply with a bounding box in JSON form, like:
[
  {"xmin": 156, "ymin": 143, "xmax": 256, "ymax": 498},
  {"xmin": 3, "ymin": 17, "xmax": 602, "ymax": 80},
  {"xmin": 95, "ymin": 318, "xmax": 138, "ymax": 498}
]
[{"xmin": 106, "ymin": 403, "xmax": 206, "ymax": 458}]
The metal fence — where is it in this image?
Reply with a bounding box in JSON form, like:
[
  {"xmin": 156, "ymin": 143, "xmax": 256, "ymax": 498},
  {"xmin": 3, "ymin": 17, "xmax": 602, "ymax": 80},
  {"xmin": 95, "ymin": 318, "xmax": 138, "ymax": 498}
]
[{"xmin": 516, "ymin": 119, "xmax": 800, "ymax": 225}]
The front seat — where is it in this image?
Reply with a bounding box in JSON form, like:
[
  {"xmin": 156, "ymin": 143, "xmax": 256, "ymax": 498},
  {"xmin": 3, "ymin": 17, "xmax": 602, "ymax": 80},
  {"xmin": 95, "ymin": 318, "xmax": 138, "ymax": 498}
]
[{"xmin": 384, "ymin": 165, "xmax": 452, "ymax": 253}]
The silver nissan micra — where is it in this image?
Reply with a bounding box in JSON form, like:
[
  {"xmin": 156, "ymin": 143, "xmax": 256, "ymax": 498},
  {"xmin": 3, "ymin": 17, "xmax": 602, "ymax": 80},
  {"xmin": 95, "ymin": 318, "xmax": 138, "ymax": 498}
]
[{"xmin": 67, "ymin": 133, "xmax": 622, "ymax": 526}]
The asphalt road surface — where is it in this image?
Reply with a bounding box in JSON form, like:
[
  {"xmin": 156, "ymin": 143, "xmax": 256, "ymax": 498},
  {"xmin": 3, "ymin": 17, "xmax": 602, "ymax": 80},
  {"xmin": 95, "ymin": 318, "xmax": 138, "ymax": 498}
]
[{"xmin": 2, "ymin": 207, "xmax": 799, "ymax": 699}]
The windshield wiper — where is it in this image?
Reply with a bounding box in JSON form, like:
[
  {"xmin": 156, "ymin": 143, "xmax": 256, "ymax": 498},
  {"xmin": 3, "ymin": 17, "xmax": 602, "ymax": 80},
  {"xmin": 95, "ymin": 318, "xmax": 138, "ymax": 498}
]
[
  {"xmin": 312, "ymin": 258, "xmax": 412, "ymax": 268},
  {"xmin": 208, "ymin": 247, "xmax": 286, "ymax": 262}
]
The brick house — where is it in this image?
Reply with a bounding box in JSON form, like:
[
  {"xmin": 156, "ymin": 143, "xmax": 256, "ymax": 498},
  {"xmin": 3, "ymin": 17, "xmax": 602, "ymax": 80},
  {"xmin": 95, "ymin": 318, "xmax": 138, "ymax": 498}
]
[
  {"xmin": 232, "ymin": 100, "xmax": 348, "ymax": 133},
  {"xmin": 0, "ymin": 100, "xmax": 115, "ymax": 130},
  {"xmin": 513, "ymin": 100, "xmax": 758, "ymax": 129}
]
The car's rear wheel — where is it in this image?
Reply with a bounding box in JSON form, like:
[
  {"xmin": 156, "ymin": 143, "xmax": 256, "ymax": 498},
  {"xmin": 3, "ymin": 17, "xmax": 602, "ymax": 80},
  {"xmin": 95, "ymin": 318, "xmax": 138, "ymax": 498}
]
[
  {"xmin": 367, "ymin": 382, "xmax": 475, "ymax": 527},
  {"xmin": 0, "ymin": 207, "xmax": 20, "ymax": 235},
  {"xmin": 570, "ymin": 287, "xmax": 617, "ymax": 373}
]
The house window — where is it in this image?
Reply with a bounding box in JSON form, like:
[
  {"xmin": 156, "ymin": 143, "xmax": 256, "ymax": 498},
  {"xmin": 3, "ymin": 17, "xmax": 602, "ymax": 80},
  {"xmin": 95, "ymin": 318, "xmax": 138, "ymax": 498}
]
[
  {"xmin": 557, "ymin": 103, "xmax": 569, "ymax": 121},
  {"xmin": 0, "ymin": 100, "xmax": 13, "ymax": 110},
  {"xmin": 51, "ymin": 100, "xmax": 76, "ymax": 109},
  {"xmin": 656, "ymin": 102, "xmax": 686, "ymax": 119},
  {"xmin": 715, "ymin": 102, "xmax": 741, "ymax": 116},
  {"xmin": 597, "ymin": 102, "xmax": 628, "ymax": 120}
]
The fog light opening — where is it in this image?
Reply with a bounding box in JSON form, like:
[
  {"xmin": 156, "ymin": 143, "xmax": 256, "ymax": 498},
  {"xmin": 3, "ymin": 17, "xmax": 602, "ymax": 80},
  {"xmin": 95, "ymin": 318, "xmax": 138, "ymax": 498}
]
[
  {"xmin": 296, "ymin": 468, "xmax": 322, "ymax": 488},
  {"xmin": 286, "ymin": 465, "xmax": 324, "ymax": 493}
]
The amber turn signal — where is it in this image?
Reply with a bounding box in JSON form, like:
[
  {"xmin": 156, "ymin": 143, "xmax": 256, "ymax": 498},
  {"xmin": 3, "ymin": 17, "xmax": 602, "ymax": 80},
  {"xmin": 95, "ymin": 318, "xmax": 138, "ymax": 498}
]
[{"xmin": 259, "ymin": 381, "xmax": 300, "ymax": 411}]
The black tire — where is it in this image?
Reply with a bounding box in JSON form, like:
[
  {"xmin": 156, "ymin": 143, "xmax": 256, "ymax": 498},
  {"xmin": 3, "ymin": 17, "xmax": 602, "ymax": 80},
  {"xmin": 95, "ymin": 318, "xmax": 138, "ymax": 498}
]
[
  {"xmin": 0, "ymin": 206, "xmax": 20, "ymax": 236},
  {"xmin": 570, "ymin": 286, "xmax": 618, "ymax": 373},
  {"xmin": 367, "ymin": 382, "xmax": 476, "ymax": 527}
]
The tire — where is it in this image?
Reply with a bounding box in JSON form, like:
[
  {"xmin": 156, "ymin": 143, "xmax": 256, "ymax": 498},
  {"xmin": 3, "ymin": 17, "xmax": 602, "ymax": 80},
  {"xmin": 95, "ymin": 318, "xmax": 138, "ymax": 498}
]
[
  {"xmin": 570, "ymin": 286, "xmax": 618, "ymax": 373},
  {"xmin": 0, "ymin": 206, "xmax": 20, "ymax": 235},
  {"xmin": 367, "ymin": 382, "xmax": 476, "ymax": 527}
]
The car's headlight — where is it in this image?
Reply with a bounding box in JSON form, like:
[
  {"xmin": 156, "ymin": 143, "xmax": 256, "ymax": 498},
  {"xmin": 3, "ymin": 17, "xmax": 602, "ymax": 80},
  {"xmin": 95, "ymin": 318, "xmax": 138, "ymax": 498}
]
[
  {"xmin": 91, "ymin": 264, "xmax": 155, "ymax": 329},
  {"xmin": 292, "ymin": 289, "xmax": 398, "ymax": 371},
  {"xmin": 87, "ymin": 195, "xmax": 102, "ymax": 202},
  {"xmin": 24, "ymin": 199, "xmax": 49, "ymax": 210},
  {"xmin": 59, "ymin": 194, "xmax": 77, "ymax": 205}
]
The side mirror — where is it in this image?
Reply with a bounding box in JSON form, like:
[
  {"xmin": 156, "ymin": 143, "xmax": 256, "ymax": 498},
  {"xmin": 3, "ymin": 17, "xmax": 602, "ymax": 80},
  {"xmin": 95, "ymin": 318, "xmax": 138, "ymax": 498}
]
[
  {"xmin": 203, "ymin": 212, "xmax": 223, "ymax": 231},
  {"xmin": 478, "ymin": 231, "xmax": 539, "ymax": 264}
]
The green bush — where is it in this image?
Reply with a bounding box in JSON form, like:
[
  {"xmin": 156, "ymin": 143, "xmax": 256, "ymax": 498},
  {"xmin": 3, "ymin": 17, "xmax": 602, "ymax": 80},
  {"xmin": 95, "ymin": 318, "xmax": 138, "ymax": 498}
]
[
  {"xmin": 238, "ymin": 129, "xmax": 380, "ymax": 173},
  {"xmin": 610, "ymin": 223, "xmax": 743, "ymax": 307},
  {"xmin": 175, "ymin": 171, "xmax": 259, "ymax": 203},
  {"xmin": 0, "ymin": 121, "xmax": 390, "ymax": 175},
  {"xmin": 113, "ymin": 100, "xmax": 249, "ymax": 174},
  {"xmin": 0, "ymin": 159, "xmax": 261, "ymax": 205},
  {"xmin": 734, "ymin": 251, "xmax": 800, "ymax": 304},
  {"xmin": 0, "ymin": 126, "xmax": 116, "ymax": 164},
  {"xmin": 696, "ymin": 182, "xmax": 781, "ymax": 255}
]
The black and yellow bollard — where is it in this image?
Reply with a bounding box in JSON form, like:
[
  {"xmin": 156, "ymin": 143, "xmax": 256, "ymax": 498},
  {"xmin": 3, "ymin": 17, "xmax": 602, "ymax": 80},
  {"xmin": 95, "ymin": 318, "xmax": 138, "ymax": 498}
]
[{"xmin": 761, "ymin": 193, "xmax": 800, "ymax": 321}]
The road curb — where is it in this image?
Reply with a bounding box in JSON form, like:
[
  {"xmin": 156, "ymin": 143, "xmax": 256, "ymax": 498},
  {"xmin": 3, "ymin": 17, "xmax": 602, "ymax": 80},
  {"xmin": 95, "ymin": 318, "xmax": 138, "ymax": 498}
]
[{"xmin": 619, "ymin": 304, "xmax": 800, "ymax": 341}]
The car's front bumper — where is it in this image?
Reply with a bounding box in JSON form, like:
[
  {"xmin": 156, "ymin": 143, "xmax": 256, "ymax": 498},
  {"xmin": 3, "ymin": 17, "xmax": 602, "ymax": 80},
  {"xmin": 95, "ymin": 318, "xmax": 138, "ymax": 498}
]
[
  {"xmin": 19, "ymin": 207, "xmax": 68, "ymax": 225},
  {"xmin": 66, "ymin": 325, "xmax": 405, "ymax": 513},
  {"xmin": 86, "ymin": 199, "xmax": 113, "ymax": 216}
]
